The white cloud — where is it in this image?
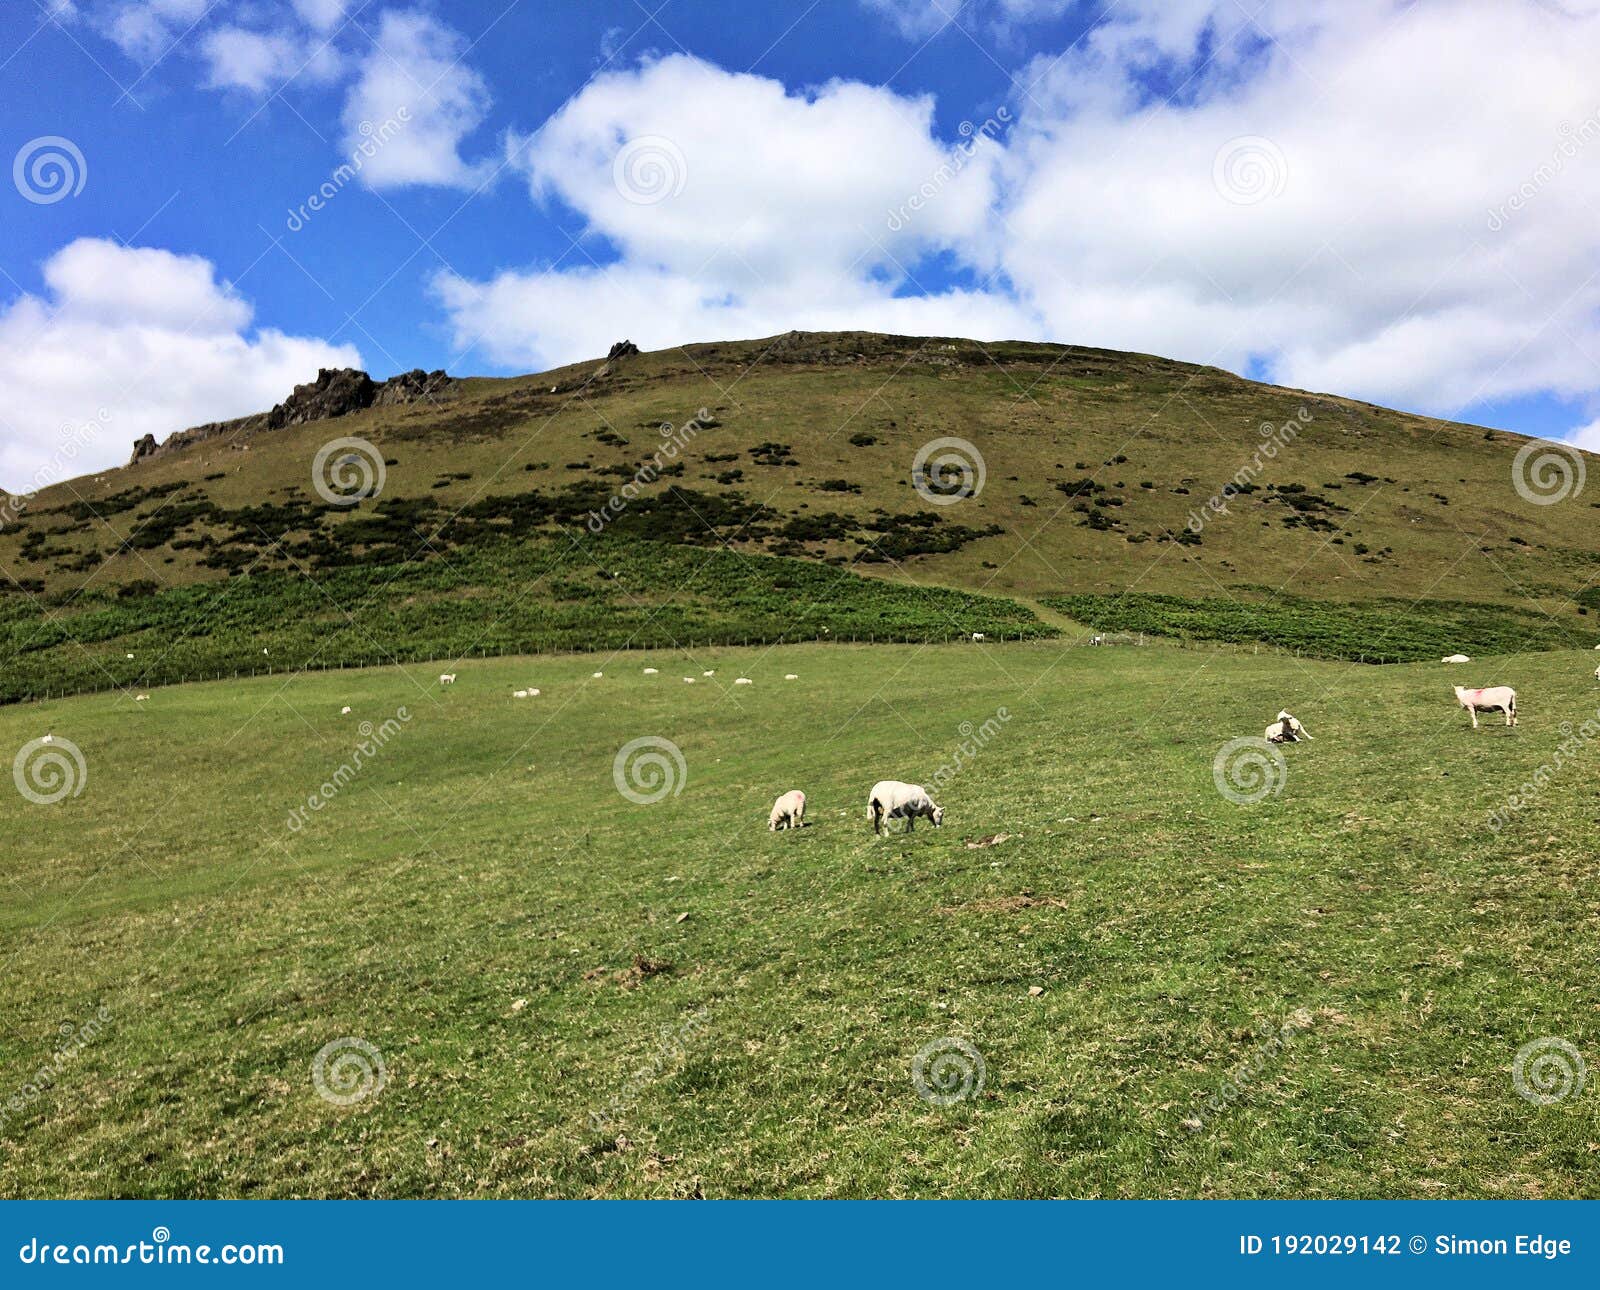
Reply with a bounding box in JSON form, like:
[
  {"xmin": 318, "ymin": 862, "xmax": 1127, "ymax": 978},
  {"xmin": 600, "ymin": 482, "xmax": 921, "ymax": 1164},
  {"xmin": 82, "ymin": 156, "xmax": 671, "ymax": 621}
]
[
  {"xmin": 102, "ymin": 0, "xmax": 210, "ymax": 63},
  {"xmin": 439, "ymin": 53, "xmax": 1020, "ymax": 368},
  {"xmin": 292, "ymin": 0, "xmax": 348, "ymax": 32},
  {"xmin": 0, "ymin": 240, "xmax": 360, "ymax": 493},
  {"xmin": 199, "ymin": 24, "xmax": 343, "ymax": 93},
  {"xmin": 860, "ymin": 0, "xmax": 1068, "ymax": 41},
  {"xmin": 1567, "ymin": 418, "xmax": 1600, "ymax": 452},
  {"xmin": 339, "ymin": 10, "xmax": 493, "ymax": 189}
]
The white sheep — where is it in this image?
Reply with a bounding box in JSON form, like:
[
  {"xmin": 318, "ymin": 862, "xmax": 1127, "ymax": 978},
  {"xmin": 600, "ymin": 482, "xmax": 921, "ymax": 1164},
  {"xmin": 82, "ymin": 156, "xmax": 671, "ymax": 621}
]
[
  {"xmin": 868, "ymin": 780, "xmax": 944, "ymax": 835},
  {"xmin": 513, "ymin": 690, "xmax": 529, "ymax": 698},
  {"xmin": 341, "ymin": 705, "xmax": 352, "ymax": 715},
  {"xmin": 683, "ymin": 677, "xmax": 695, "ymax": 683},
  {"xmin": 785, "ymin": 673, "xmax": 798, "ymax": 680},
  {"xmin": 972, "ymin": 633, "xmax": 985, "ymax": 641},
  {"xmin": 41, "ymin": 734, "xmax": 53, "ymax": 745},
  {"xmin": 135, "ymin": 694, "xmax": 148, "ymax": 703},
  {"xmin": 1441, "ymin": 654, "xmax": 1471, "ymax": 664},
  {"xmin": 702, "ymin": 670, "xmax": 715, "ymax": 677},
  {"xmin": 593, "ymin": 672, "xmax": 604, "ymax": 678},
  {"xmin": 1264, "ymin": 710, "xmax": 1312, "ymax": 743},
  {"xmin": 1455, "ymin": 684, "xmax": 1517, "ymax": 728},
  {"xmin": 769, "ymin": 789, "xmax": 806, "ymax": 831},
  {"xmin": 439, "ymin": 673, "xmax": 456, "ymax": 686},
  {"xmin": 643, "ymin": 667, "xmax": 659, "ymax": 675},
  {"xmin": 1594, "ymin": 664, "xmax": 1600, "ymax": 681},
  {"xmin": 734, "ymin": 677, "xmax": 753, "ymax": 685}
]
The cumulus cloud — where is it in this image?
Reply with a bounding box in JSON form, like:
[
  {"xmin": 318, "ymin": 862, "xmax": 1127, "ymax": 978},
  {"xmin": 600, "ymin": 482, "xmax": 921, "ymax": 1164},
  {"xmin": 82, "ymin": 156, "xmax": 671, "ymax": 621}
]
[
  {"xmin": 437, "ymin": 53, "xmax": 1021, "ymax": 367},
  {"xmin": 339, "ymin": 10, "xmax": 493, "ymax": 189},
  {"xmin": 200, "ymin": 24, "xmax": 343, "ymax": 93},
  {"xmin": 101, "ymin": 0, "xmax": 210, "ymax": 63},
  {"xmin": 0, "ymin": 240, "xmax": 359, "ymax": 493}
]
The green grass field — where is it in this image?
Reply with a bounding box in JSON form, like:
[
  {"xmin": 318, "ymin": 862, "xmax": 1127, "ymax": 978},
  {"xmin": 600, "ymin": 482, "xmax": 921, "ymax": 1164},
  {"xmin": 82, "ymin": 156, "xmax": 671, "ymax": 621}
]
[{"xmin": 3, "ymin": 639, "xmax": 1595, "ymax": 1198}]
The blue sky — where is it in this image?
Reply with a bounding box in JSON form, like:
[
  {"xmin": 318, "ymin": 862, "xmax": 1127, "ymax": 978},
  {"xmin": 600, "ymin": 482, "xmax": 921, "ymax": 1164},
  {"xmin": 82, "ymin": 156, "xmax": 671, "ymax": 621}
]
[{"xmin": 3, "ymin": 0, "xmax": 1600, "ymax": 489}]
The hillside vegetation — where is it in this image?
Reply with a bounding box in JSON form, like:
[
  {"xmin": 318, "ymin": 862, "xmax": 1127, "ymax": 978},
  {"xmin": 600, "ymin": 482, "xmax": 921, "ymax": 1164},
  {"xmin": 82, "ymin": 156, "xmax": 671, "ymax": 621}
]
[{"xmin": 3, "ymin": 332, "xmax": 1597, "ymax": 697}]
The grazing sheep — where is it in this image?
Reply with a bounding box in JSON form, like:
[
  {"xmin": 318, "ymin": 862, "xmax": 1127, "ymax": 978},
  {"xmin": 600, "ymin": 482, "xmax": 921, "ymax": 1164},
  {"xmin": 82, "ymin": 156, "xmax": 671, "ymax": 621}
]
[
  {"xmin": 769, "ymin": 789, "xmax": 806, "ymax": 831},
  {"xmin": 1441, "ymin": 654, "xmax": 1471, "ymax": 664},
  {"xmin": 513, "ymin": 690, "xmax": 529, "ymax": 698},
  {"xmin": 785, "ymin": 673, "xmax": 798, "ymax": 680},
  {"xmin": 643, "ymin": 667, "xmax": 658, "ymax": 675},
  {"xmin": 1264, "ymin": 710, "xmax": 1312, "ymax": 743},
  {"xmin": 530, "ymin": 688, "xmax": 540, "ymax": 697},
  {"xmin": 702, "ymin": 670, "xmax": 715, "ymax": 676},
  {"xmin": 341, "ymin": 705, "xmax": 352, "ymax": 715},
  {"xmin": 683, "ymin": 677, "xmax": 695, "ymax": 683},
  {"xmin": 972, "ymin": 633, "xmax": 985, "ymax": 641},
  {"xmin": 868, "ymin": 780, "xmax": 944, "ymax": 835},
  {"xmin": 592, "ymin": 672, "xmax": 604, "ymax": 678},
  {"xmin": 439, "ymin": 673, "xmax": 456, "ymax": 686},
  {"xmin": 734, "ymin": 677, "xmax": 753, "ymax": 685},
  {"xmin": 41, "ymin": 734, "xmax": 53, "ymax": 745},
  {"xmin": 1455, "ymin": 684, "xmax": 1517, "ymax": 728}
]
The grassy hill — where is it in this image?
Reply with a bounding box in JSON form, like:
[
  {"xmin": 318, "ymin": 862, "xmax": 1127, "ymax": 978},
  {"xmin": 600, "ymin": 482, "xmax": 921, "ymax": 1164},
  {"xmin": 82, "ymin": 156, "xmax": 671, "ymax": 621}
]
[
  {"xmin": 3, "ymin": 640, "xmax": 1596, "ymax": 1198},
  {"xmin": 3, "ymin": 331, "xmax": 1598, "ymax": 698}
]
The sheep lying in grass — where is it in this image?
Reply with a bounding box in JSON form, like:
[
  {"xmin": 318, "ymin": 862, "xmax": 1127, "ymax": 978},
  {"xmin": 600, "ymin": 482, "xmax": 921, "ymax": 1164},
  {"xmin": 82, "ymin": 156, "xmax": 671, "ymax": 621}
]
[
  {"xmin": 1441, "ymin": 654, "xmax": 1471, "ymax": 663},
  {"xmin": 735, "ymin": 677, "xmax": 753, "ymax": 685},
  {"xmin": 643, "ymin": 667, "xmax": 658, "ymax": 675},
  {"xmin": 769, "ymin": 789, "xmax": 806, "ymax": 831},
  {"xmin": 1455, "ymin": 684, "xmax": 1517, "ymax": 728},
  {"xmin": 1264, "ymin": 710, "xmax": 1312, "ymax": 743},
  {"xmin": 868, "ymin": 780, "xmax": 944, "ymax": 835}
]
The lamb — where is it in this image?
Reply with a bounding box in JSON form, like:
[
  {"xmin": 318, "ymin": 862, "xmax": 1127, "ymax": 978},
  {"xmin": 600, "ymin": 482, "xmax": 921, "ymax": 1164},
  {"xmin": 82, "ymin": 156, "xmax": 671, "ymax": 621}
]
[
  {"xmin": 1454, "ymin": 684, "xmax": 1517, "ymax": 728},
  {"xmin": 1441, "ymin": 654, "xmax": 1471, "ymax": 664},
  {"xmin": 593, "ymin": 671, "xmax": 604, "ymax": 678},
  {"xmin": 702, "ymin": 670, "xmax": 715, "ymax": 677},
  {"xmin": 768, "ymin": 789, "xmax": 806, "ymax": 831},
  {"xmin": 341, "ymin": 705, "xmax": 352, "ymax": 715},
  {"xmin": 868, "ymin": 780, "xmax": 944, "ymax": 834},
  {"xmin": 1264, "ymin": 710, "xmax": 1312, "ymax": 743},
  {"xmin": 439, "ymin": 673, "xmax": 456, "ymax": 686}
]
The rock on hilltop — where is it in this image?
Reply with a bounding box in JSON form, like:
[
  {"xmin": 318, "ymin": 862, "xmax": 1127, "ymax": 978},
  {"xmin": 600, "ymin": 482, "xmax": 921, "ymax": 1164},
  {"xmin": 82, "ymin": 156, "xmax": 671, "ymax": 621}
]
[{"xmin": 129, "ymin": 367, "xmax": 454, "ymax": 465}]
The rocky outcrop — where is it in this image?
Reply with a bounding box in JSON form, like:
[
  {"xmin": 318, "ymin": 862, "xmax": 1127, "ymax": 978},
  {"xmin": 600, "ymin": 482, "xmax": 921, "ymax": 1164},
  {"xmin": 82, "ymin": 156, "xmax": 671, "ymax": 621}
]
[
  {"xmin": 128, "ymin": 367, "xmax": 455, "ymax": 466},
  {"xmin": 607, "ymin": 339, "xmax": 640, "ymax": 360}
]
